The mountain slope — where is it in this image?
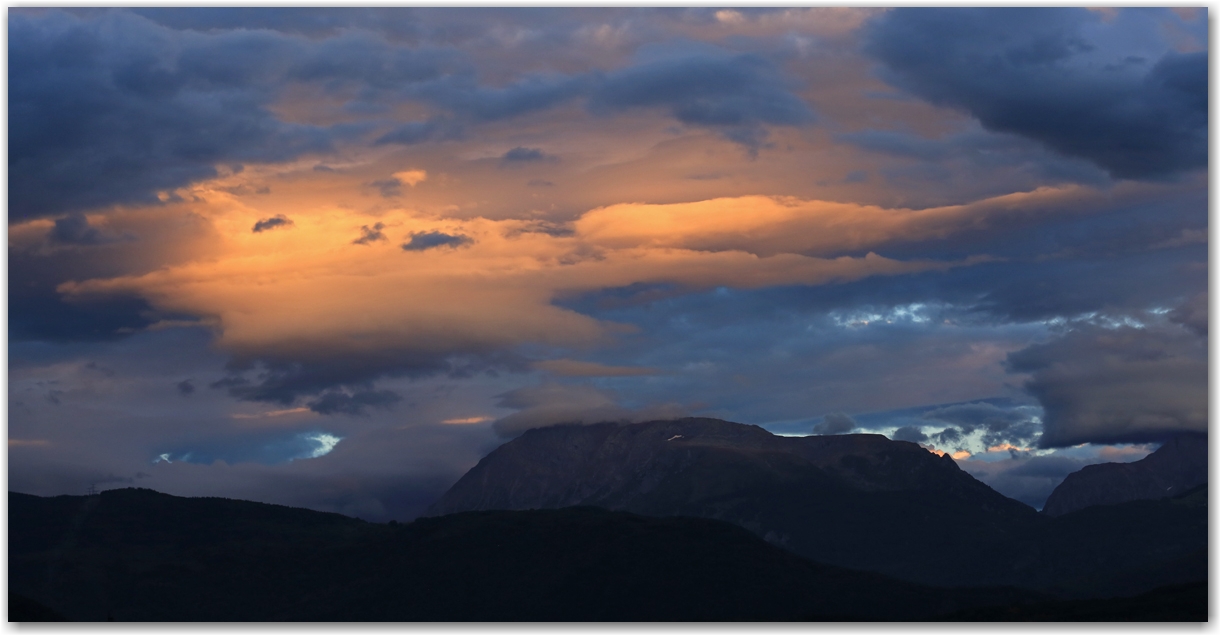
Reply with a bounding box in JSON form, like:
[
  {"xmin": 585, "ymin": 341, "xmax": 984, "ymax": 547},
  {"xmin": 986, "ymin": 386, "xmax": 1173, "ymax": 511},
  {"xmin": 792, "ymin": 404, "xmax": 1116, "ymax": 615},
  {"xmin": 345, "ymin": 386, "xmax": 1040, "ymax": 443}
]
[
  {"xmin": 428, "ymin": 418, "xmax": 1207, "ymax": 594},
  {"xmin": 1041, "ymin": 434, "xmax": 1207, "ymax": 517},
  {"xmin": 428, "ymin": 418, "xmax": 1042, "ymax": 588},
  {"xmin": 9, "ymin": 488, "xmax": 1042, "ymax": 621}
]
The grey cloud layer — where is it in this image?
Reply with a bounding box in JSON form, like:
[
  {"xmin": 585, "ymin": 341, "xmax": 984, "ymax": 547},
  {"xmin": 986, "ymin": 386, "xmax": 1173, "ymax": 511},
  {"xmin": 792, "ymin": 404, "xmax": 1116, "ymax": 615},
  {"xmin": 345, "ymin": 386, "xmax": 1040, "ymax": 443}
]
[
  {"xmin": 1006, "ymin": 313, "xmax": 1207, "ymax": 447},
  {"xmin": 12, "ymin": 9, "xmax": 818, "ymax": 221},
  {"xmin": 865, "ymin": 8, "xmax": 1206, "ymax": 180}
]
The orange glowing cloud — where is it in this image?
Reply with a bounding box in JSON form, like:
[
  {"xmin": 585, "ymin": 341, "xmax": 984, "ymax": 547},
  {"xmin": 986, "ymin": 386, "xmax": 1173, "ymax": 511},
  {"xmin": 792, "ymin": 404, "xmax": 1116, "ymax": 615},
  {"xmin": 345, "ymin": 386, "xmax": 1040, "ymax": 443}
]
[
  {"xmin": 51, "ymin": 173, "xmax": 1134, "ymax": 370},
  {"xmin": 575, "ymin": 185, "xmax": 1134, "ymax": 257},
  {"xmin": 9, "ymin": 439, "xmax": 51, "ymax": 448},
  {"xmin": 925, "ymin": 447, "xmax": 971, "ymax": 460},
  {"xmin": 441, "ymin": 416, "xmax": 493, "ymax": 425}
]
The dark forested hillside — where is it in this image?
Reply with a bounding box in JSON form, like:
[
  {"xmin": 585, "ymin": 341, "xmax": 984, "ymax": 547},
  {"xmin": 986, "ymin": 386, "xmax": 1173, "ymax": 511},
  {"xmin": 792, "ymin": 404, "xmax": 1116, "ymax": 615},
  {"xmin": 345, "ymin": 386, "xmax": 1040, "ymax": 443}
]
[{"xmin": 10, "ymin": 489, "xmax": 1043, "ymax": 621}]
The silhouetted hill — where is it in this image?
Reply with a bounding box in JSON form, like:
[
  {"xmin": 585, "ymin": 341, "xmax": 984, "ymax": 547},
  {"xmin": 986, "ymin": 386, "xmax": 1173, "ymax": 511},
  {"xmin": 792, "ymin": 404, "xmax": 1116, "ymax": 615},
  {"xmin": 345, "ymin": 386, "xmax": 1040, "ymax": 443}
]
[
  {"xmin": 932, "ymin": 581, "xmax": 1207, "ymax": 622},
  {"xmin": 9, "ymin": 488, "xmax": 1043, "ymax": 621},
  {"xmin": 427, "ymin": 418, "xmax": 1207, "ymax": 596},
  {"xmin": 1042, "ymin": 434, "xmax": 1207, "ymax": 517},
  {"xmin": 9, "ymin": 592, "xmax": 68, "ymax": 622}
]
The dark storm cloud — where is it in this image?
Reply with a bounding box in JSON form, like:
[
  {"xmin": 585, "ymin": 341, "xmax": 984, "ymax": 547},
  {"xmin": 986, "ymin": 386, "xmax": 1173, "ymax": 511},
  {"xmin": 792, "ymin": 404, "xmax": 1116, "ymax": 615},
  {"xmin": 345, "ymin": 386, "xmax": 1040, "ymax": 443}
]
[
  {"xmin": 837, "ymin": 126, "xmax": 1110, "ymax": 192},
  {"xmin": 864, "ymin": 8, "xmax": 1207, "ymax": 180},
  {"xmin": 890, "ymin": 426, "xmax": 927, "ymax": 443},
  {"xmin": 49, "ymin": 214, "xmax": 132, "ymax": 246},
  {"xmin": 931, "ymin": 427, "xmax": 962, "ymax": 445},
  {"xmin": 9, "ymin": 10, "xmax": 337, "ymax": 220},
  {"xmin": 308, "ymin": 390, "xmax": 403, "ymax": 416},
  {"xmin": 353, "ymin": 223, "xmax": 387, "ymax": 245},
  {"xmin": 10, "ymin": 279, "xmax": 157, "ymax": 344},
  {"xmin": 921, "ymin": 402, "xmax": 1042, "ymax": 448},
  {"xmin": 1168, "ymin": 292, "xmax": 1207, "ymax": 337},
  {"xmin": 409, "ymin": 73, "xmax": 590, "ymax": 122},
  {"xmin": 213, "ymin": 351, "xmax": 528, "ymax": 411},
  {"xmin": 13, "ymin": 9, "xmax": 820, "ymax": 217},
  {"xmin": 252, "ymin": 215, "xmax": 294, "ymax": 233},
  {"xmin": 1006, "ymin": 316, "xmax": 1206, "ymax": 448},
  {"xmin": 588, "ymin": 49, "xmax": 814, "ymax": 150},
  {"xmin": 812, "ymin": 412, "xmax": 856, "ymax": 435},
  {"xmin": 384, "ymin": 45, "xmax": 816, "ymax": 152},
  {"xmin": 402, "ymin": 231, "xmax": 473, "ymax": 251}
]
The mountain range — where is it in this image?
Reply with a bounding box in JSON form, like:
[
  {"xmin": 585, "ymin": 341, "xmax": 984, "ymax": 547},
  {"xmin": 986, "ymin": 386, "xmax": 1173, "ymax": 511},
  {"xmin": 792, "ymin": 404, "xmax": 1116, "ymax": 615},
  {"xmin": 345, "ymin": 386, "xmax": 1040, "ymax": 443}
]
[
  {"xmin": 9, "ymin": 417, "xmax": 1207, "ymax": 621},
  {"xmin": 429, "ymin": 418, "xmax": 1207, "ymax": 595},
  {"xmin": 1042, "ymin": 433, "xmax": 1207, "ymax": 516}
]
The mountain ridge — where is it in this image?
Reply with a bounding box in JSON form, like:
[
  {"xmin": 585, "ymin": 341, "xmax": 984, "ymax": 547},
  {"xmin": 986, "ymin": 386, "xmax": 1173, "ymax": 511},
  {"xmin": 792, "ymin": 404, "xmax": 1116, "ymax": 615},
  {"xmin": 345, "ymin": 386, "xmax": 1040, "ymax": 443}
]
[
  {"xmin": 1042, "ymin": 433, "xmax": 1207, "ymax": 517},
  {"xmin": 427, "ymin": 417, "xmax": 1206, "ymax": 594}
]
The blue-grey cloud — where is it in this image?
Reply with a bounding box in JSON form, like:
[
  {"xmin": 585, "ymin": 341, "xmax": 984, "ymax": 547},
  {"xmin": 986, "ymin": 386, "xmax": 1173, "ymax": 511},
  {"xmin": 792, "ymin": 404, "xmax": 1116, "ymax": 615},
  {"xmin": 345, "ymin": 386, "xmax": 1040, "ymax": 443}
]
[
  {"xmin": 1006, "ymin": 315, "xmax": 1207, "ymax": 447},
  {"xmin": 154, "ymin": 430, "xmax": 344, "ymax": 465},
  {"xmin": 48, "ymin": 214, "xmax": 132, "ymax": 246},
  {"xmin": 177, "ymin": 379, "xmax": 195, "ymax": 395},
  {"xmin": 812, "ymin": 412, "xmax": 856, "ymax": 435},
  {"xmin": 402, "ymin": 231, "xmax": 473, "ymax": 251},
  {"xmin": 374, "ymin": 117, "xmax": 465, "ymax": 146},
  {"xmin": 308, "ymin": 390, "xmax": 402, "ymax": 416},
  {"xmin": 9, "ymin": 10, "xmax": 338, "ymax": 220},
  {"xmin": 890, "ymin": 425, "xmax": 927, "ymax": 443},
  {"xmin": 353, "ymin": 223, "xmax": 387, "ymax": 245},
  {"xmin": 252, "ymin": 215, "xmax": 294, "ymax": 233},
  {"xmin": 500, "ymin": 147, "xmax": 557, "ymax": 166},
  {"xmin": 589, "ymin": 48, "xmax": 814, "ymax": 150},
  {"xmin": 921, "ymin": 401, "xmax": 1042, "ymax": 448},
  {"xmin": 864, "ymin": 8, "xmax": 1206, "ymax": 180}
]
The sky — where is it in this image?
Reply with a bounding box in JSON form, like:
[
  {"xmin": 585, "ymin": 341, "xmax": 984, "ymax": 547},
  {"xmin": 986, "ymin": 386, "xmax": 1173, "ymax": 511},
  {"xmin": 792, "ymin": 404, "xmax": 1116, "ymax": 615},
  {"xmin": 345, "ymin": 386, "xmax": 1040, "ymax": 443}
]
[{"xmin": 7, "ymin": 7, "xmax": 1209, "ymax": 518}]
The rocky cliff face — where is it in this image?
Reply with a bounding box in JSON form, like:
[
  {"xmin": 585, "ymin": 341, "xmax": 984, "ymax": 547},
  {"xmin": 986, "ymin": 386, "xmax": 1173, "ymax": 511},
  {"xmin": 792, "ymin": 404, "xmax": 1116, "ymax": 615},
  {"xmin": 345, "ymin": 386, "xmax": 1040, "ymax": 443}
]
[{"xmin": 1041, "ymin": 434, "xmax": 1208, "ymax": 517}]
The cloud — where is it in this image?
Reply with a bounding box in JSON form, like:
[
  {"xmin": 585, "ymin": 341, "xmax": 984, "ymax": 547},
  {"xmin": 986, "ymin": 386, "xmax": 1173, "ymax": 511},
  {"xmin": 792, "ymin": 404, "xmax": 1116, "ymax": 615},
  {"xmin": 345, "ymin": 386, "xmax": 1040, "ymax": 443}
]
[
  {"xmin": 307, "ymin": 389, "xmax": 402, "ymax": 416},
  {"xmin": 374, "ymin": 117, "xmax": 465, "ymax": 146},
  {"xmin": 49, "ymin": 214, "xmax": 131, "ymax": 246},
  {"xmin": 573, "ymin": 185, "xmax": 1132, "ymax": 258},
  {"xmin": 411, "ymin": 72, "xmax": 590, "ymax": 122},
  {"xmin": 252, "ymin": 215, "xmax": 294, "ymax": 233},
  {"xmin": 1168, "ymin": 291, "xmax": 1206, "ymax": 337},
  {"xmin": 401, "ymin": 231, "xmax": 473, "ymax": 251},
  {"xmin": 176, "ymin": 379, "xmax": 195, "ymax": 395},
  {"xmin": 864, "ymin": 8, "xmax": 1206, "ymax": 180},
  {"xmin": 153, "ymin": 429, "xmax": 346, "ymax": 465},
  {"xmin": 500, "ymin": 147, "xmax": 556, "ymax": 165},
  {"xmin": 491, "ymin": 382, "xmax": 687, "ymax": 437},
  {"xmin": 920, "ymin": 401, "xmax": 1041, "ymax": 448},
  {"xmin": 588, "ymin": 48, "xmax": 815, "ymax": 150},
  {"xmin": 441, "ymin": 416, "xmax": 492, "ymax": 425},
  {"xmin": 890, "ymin": 425, "xmax": 927, "ymax": 443},
  {"xmin": 812, "ymin": 412, "xmax": 856, "ymax": 435},
  {"xmin": 54, "ymin": 194, "xmax": 996, "ymax": 407},
  {"xmin": 533, "ymin": 359, "xmax": 657, "ymax": 377},
  {"xmin": 353, "ymin": 223, "xmax": 386, "ymax": 245},
  {"xmin": 9, "ymin": 10, "xmax": 336, "ymax": 220},
  {"xmin": 393, "ymin": 170, "xmax": 428, "ymax": 187},
  {"xmin": 372, "ymin": 170, "xmax": 429, "ymax": 198},
  {"xmin": 1006, "ymin": 315, "xmax": 1206, "ymax": 447},
  {"xmin": 957, "ymin": 454, "xmax": 1091, "ymax": 509}
]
